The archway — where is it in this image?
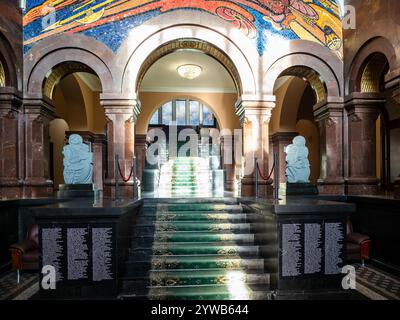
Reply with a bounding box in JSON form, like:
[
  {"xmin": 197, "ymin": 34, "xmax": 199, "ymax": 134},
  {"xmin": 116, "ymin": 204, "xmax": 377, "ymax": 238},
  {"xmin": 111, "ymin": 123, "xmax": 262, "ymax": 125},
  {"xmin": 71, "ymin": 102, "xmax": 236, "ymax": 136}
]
[
  {"xmin": 347, "ymin": 36, "xmax": 397, "ymax": 194},
  {"xmin": 25, "ymin": 55, "xmax": 109, "ymax": 195},
  {"xmin": 135, "ymin": 46, "xmax": 241, "ymax": 196},
  {"xmin": 270, "ymin": 74, "xmax": 321, "ymax": 186},
  {"xmin": 48, "ymin": 66, "xmax": 107, "ymax": 191}
]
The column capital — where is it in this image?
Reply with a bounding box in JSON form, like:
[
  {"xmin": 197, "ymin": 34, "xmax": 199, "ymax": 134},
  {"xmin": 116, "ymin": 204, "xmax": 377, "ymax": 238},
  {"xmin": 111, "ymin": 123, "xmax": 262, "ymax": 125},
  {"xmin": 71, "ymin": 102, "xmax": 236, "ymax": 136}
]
[
  {"xmin": 270, "ymin": 132, "xmax": 299, "ymax": 145},
  {"xmin": 235, "ymin": 97, "xmax": 275, "ymax": 124},
  {"xmin": 313, "ymin": 101, "xmax": 344, "ymax": 122},
  {"xmin": 23, "ymin": 96, "xmax": 55, "ymax": 120},
  {"xmin": 0, "ymin": 87, "xmax": 23, "ymax": 111},
  {"xmin": 101, "ymin": 97, "xmax": 141, "ymax": 121},
  {"xmin": 135, "ymin": 133, "xmax": 148, "ymax": 145},
  {"xmin": 344, "ymin": 92, "xmax": 386, "ymax": 109}
]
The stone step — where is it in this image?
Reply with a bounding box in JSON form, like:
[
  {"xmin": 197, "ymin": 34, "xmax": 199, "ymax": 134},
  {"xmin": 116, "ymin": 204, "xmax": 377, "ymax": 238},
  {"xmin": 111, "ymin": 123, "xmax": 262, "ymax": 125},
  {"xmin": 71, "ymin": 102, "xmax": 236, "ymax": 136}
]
[
  {"xmin": 119, "ymin": 284, "xmax": 273, "ymax": 300},
  {"xmin": 142, "ymin": 198, "xmax": 239, "ymax": 205},
  {"xmin": 145, "ymin": 204, "xmax": 244, "ymax": 212},
  {"xmin": 131, "ymin": 245, "xmax": 259, "ymax": 258},
  {"xmin": 135, "ymin": 222, "xmax": 252, "ymax": 233},
  {"xmin": 126, "ymin": 256, "xmax": 265, "ymax": 271},
  {"xmin": 138, "ymin": 210, "xmax": 248, "ymax": 218},
  {"xmin": 137, "ymin": 212, "xmax": 263, "ymax": 222},
  {"xmin": 134, "ymin": 222, "xmax": 277, "ymax": 234},
  {"xmin": 122, "ymin": 269, "xmax": 270, "ymax": 288},
  {"xmin": 132, "ymin": 232, "xmax": 255, "ymax": 245},
  {"xmin": 129, "ymin": 244, "xmax": 277, "ymax": 259}
]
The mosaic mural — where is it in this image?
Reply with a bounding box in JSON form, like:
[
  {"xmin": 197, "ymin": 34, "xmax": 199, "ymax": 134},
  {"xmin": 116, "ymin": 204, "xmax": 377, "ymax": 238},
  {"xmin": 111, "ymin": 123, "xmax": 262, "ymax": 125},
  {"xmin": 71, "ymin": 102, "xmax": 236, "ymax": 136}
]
[{"xmin": 23, "ymin": 0, "xmax": 342, "ymax": 55}]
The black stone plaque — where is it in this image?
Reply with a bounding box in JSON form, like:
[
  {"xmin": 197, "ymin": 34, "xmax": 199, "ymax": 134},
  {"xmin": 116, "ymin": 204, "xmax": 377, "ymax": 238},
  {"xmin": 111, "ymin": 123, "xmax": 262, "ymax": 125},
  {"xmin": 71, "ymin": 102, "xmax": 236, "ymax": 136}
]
[
  {"xmin": 278, "ymin": 218, "xmax": 346, "ymax": 290},
  {"xmin": 39, "ymin": 223, "xmax": 116, "ymax": 298}
]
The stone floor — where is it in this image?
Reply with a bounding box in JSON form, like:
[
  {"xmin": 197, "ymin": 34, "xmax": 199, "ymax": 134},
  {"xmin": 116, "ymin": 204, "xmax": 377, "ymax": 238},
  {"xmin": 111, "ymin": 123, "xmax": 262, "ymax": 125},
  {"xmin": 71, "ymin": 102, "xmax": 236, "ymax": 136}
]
[
  {"xmin": 1, "ymin": 263, "xmax": 399, "ymax": 300},
  {"xmin": 0, "ymin": 270, "xmax": 38, "ymax": 300}
]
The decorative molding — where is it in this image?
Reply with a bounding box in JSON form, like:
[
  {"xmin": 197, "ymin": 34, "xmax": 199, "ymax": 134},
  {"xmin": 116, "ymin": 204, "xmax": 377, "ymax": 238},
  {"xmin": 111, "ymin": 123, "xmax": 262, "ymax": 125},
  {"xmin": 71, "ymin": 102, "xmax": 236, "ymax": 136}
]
[
  {"xmin": 280, "ymin": 66, "xmax": 327, "ymax": 103},
  {"xmin": 139, "ymin": 87, "xmax": 237, "ymax": 94},
  {"xmin": 325, "ymin": 117, "xmax": 336, "ymax": 127},
  {"xmin": 43, "ymin": 62, "xmax": 94, "ymax": 99},
  {"xmin": 350, "ymin": 113, "xmax": 362, "ymax": 123}
]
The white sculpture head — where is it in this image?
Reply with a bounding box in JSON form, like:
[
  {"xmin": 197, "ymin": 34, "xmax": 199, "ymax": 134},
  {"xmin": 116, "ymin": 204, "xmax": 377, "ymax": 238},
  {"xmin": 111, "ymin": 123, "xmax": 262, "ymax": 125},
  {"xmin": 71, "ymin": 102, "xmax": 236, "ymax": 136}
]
[
  {"xmin": 293, "ymin": 135, "xmax": 306, "ymax": 147},
  {"xmin": 69, "ymin": 134, "xmax": 83, "ymax": 145}
]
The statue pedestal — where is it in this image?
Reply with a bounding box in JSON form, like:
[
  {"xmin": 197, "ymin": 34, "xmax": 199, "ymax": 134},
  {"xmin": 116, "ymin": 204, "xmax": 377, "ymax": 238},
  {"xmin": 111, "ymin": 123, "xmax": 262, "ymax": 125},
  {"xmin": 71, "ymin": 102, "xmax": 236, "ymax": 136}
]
[
  {"xmin": 286, "ymin": 183, "xmax": 319, "ymax": 196},
  {"xmin": 57, "ymin": 184, "xmax": 95, "ymax": 199}
]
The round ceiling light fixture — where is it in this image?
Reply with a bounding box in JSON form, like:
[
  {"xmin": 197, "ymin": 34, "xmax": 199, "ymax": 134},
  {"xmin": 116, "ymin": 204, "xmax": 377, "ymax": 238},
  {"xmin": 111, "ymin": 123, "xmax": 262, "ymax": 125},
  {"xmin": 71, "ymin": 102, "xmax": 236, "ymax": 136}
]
[{"xmin": 177, "ymin": 64, "xmax": 202, "ymax": 80}]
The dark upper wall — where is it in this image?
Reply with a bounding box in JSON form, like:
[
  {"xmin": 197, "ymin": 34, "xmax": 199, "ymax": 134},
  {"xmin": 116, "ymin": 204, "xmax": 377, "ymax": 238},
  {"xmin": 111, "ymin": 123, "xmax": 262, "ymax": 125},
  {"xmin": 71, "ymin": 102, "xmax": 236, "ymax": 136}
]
[
  {"xmin": 344, "ymin": 0, "xmax": 400, "ymax": 90},
  {"xmin": 0, "ymin": 0, "xmax": 23, "ymax": 91}
]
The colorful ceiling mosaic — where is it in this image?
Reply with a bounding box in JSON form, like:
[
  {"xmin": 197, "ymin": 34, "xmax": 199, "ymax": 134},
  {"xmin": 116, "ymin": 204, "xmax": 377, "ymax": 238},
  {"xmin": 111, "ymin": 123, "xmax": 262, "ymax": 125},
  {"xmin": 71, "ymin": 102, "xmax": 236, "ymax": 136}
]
[{"xmin": 23, "ymin": 0, "xmax": 342, "ymax": 55}]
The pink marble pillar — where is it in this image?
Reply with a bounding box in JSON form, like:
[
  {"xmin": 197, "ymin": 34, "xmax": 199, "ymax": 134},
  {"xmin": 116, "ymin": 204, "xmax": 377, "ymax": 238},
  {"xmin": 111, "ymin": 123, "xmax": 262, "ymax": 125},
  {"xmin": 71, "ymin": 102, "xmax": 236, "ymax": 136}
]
[
  {"xmin": 93, "ymin": 134, "xmax": 107, "ymax": 192},
  {"xmin": 237, "ymin": 99, "xmax": 274, "ymax": 197},
  {"xmin": 271, "ymin": 132, "xmax": 298, "ymax": 184},
  {"xmin": 345, "ymin": 93, "xmax": 385, "ymax": 195},
  {"xmin": 23, "ymin": 97, "xmax": 55, "ymax": 198},
  {"xmin": 220, "ymin": 135, "xmax": 235, "ymax": 192},
  {"xmin": 102, "ymin": 97, "xmax": 140, "ymax": 199},
  {"xmin": 0, "ymin": 88, "xmax": 23, "ymax": 199},
  {"xmin": 314, "ymin": 101, "xmax": 345, "ymax": 195},
  {"xmin": 135, "ymin": 134, "xmax": 147, "ymax": 187}
]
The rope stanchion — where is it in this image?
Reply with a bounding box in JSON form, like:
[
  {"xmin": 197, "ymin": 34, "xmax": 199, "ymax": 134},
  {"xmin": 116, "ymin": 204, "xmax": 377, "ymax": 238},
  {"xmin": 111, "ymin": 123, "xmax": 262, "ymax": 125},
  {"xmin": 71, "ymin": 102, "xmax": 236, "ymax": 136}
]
[
  {"xmin": 257, "ymin": 161, "xmax": 275, "ymax": 181},
  {"xmin": 117, "ymin": 161, "xmax": 134, "ymax": 183}
]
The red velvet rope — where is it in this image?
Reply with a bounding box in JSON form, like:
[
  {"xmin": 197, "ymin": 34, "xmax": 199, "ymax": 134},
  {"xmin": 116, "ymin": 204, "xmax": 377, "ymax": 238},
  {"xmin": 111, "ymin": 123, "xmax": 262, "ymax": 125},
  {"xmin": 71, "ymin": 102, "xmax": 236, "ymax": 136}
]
[
  {"xmin": 117, "ymin": 161, "xmax": 134, "ymax": 183},
  {"xmin": 257, "ymin": 161, "xmax": 275, "ymax": 181}
]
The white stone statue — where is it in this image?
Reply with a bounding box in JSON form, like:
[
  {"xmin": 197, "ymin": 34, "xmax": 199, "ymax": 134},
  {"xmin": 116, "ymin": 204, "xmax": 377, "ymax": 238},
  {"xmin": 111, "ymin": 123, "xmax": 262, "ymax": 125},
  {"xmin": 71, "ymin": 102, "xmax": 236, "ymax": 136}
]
[
  {"xmin": 284, "ymin": 136, "xmax": 310, "ymax": 183},
  {"xmin": 63, "ymin": 134, "xmax": 93, "ymax": 184}
]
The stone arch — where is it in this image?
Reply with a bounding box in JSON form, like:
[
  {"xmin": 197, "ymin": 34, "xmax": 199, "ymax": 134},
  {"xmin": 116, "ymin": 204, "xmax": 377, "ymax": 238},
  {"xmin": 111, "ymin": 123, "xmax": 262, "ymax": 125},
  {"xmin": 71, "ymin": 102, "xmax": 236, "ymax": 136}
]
[
  {"xmin": 347, "ymin": 37, "xmax": 396, "ymax": 94},
  {"xmin": 118, "ymin": 11, "xmax": 258, "ymax": 97},
  {"xmin": 265, "ymin": 58, "xmax": 340, "ymax": 104},
  {"xmin": 0, "ymin": 31, "xmax": 19, "ymax": 88},
  {"xmin": 24, "ymin": 34, "xmax": 116, "ymax": 97},
  {"xmin": 278, "ymin": 77, "xmax": 310, "ymax": 131}
]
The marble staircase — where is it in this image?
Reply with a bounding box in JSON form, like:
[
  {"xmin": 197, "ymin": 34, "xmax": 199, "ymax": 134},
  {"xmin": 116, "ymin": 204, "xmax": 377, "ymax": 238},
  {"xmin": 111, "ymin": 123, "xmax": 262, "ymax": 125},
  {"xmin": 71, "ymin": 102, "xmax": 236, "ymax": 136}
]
[{"xmin": 119, "ymin": 199, "xmax": 278, "ymax": 300}]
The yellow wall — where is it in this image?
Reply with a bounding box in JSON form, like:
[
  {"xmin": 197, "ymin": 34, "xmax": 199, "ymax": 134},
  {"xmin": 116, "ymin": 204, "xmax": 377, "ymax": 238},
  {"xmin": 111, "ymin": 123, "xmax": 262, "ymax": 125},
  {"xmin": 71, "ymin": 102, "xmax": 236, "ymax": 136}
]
[
  {"xmin": 49, "ymin": 119, "xmax": 69, "ymax": 188},
  {"xmin": 295, "ymin": 119, "xmax": 320, "ymax": 183},
  {"xmin": 75, "ymin": 75, "xmax": 107, "ymax": 134},
  {"xmin": 136, "ymin": 92, "xmax": 240, "ymax": 134}
]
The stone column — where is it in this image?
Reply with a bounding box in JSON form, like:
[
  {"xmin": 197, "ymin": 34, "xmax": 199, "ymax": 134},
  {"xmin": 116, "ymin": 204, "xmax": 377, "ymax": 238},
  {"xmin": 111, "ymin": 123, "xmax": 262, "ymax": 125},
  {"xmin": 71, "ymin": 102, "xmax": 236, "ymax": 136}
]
[
  {"xmin": 271, "ymin": 132, "xmax": 298, "ymax": 184},
  {"xmin": 101, "ymin": 96, "xmax": 140, "ymax": 199},
  {"xmin": 220, "ymin": 135, "xmax": 235, "ymax": 192},
  {"xmin": 93, "ymin": 134, "xmax": 107, "ymax": 192},
  {"xmin": 236, "ymin": 99, "xmax": 274, "ymax": 197},
  {"xmin": 23, "ymin": 97, "xmax": 55, "ymax": 197},
  {"xmin": 0, "ymin": 88, "xmax": 23, "ymax": 199},
  {"xmin": 135, "ymin": 134, "xmax": 147, "ymax": 187},
  {"xmin": 314, "ymin": 101, "xmax": 345, "ymax": 195},
  {"xmin": 345, "ymin": 93, "xmax": 384, "ymax": 195}
]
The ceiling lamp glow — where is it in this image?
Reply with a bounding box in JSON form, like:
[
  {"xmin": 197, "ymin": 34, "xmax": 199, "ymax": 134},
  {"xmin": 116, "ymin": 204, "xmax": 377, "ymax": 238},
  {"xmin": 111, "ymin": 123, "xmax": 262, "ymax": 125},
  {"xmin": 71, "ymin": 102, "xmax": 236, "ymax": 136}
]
[{"xmin": 177, "ymin": 64, "xmax": 202, "ymax": 80}]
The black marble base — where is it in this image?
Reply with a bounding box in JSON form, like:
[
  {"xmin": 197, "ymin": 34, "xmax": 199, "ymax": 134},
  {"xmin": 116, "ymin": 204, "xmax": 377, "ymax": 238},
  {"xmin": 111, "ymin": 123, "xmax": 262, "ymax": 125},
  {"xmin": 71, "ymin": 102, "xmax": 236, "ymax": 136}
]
[
  {"xmin": 57, "ymin": 184, "xmax": 94, "ymax": 199},
  {"xmin": 286, "ymin": 183, "xmax": 319, "ymax": 196}
]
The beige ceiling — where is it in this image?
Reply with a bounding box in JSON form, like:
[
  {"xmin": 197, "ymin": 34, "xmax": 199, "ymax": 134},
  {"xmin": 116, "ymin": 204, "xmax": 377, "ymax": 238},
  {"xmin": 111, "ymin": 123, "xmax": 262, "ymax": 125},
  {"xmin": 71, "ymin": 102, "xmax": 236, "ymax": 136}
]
[{"xmin": 140, "ymin": 50, "xmax": 236, "ymax": 93}]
